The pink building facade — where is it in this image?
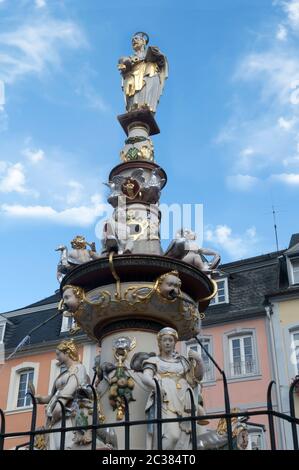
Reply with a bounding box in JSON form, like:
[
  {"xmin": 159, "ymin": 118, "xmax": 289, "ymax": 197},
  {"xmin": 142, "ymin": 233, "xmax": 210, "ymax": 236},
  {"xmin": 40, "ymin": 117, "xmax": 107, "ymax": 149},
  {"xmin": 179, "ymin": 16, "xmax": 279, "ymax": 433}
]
[{"xmin": 182, "ymin": 250, "xmax": 286, "ymax": 449}]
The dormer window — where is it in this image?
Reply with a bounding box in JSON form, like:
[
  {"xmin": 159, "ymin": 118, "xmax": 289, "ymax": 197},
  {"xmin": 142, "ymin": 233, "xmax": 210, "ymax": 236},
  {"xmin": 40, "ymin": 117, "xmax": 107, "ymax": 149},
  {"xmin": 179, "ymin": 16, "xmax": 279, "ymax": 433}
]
[
  {"xmin": 209, "ymin": 278, "xmax": 229, "ymax": 305},
  {"xmin": 291, "ymin": 259, "xmax": 299, "ymax": 285},
  {"xmin": 0, "ymin": 321, "xmax": 6, "ymax": 344},
  {"xmin": 287, "ymin": 256, "xmax": 299, "ymax": 286},
  {"xmin": 60, "ymin": 315, "xmax": 75, "ymax": 333}
]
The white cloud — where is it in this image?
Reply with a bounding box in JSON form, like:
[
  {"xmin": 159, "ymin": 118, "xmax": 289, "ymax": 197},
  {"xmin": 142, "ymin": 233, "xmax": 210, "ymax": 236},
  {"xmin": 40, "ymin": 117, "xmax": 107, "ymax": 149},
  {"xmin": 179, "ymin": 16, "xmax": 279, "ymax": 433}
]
[
  {"xmin": 1, "ymin": 193, "xmax": 106, "ymax": 226},
  {"xmin": 278, "ymin": 116, "xmax": 296, "ymax": 129},
  {"xmin": 0, "ymin": 19, "xmax": 86, "ymax": 84},
  {"xmin": 240, "ymin": 147, "xmax": 254, "ymax": 157},
  {"xmin": 22, "ymin": 147, "xmax": 45, "ymax": 164},
  {"xmin": 66, "ymin": 180, "xmax": 84, "ymax": 205},
  {"xmin": 283, "ymin": 154, "xmax": 299, "ymax": 165},
  {"xmin": 283, "ymin": 0, "xmax": 299, "ymax": 29},
  {"xmin": 0, "ymin": 162, "xmax": 27, "ymax": 193},
  {"xmin": 226, "ymin": 174, "xmax": 259, "ymax": 191},
  {"xmin": 235, "ymin": 52, "xmax": 299, "ymax": 105},
  {"xmin": 277, "ymin": 23, "xmax": 288, "ymax": 40},
  {"xmin": 270, "ymin": 172, "xmax": 299, "ymax": 185},
  {"xmin": 35, "ymin": 0, "xmax": 46, "ymax": 8},
  {"xmin": 217, "ymin": 0, "xmax": 299, "ymax": 183},
  {"xmin": 205, "ymin": 225, "xmax": 258, "ymax": 259},
  {"xmin": 76, "ymin": 83, "xmax": 109, "ymax": 112}
]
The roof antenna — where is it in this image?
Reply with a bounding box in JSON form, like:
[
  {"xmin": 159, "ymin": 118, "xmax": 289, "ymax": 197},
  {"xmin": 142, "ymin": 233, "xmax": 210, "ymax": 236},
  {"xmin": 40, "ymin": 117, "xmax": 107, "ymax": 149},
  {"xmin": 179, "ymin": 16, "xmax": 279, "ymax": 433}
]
[{"xmin": 272, "ymin": 205, "xmax": 279, "ymax": 252}]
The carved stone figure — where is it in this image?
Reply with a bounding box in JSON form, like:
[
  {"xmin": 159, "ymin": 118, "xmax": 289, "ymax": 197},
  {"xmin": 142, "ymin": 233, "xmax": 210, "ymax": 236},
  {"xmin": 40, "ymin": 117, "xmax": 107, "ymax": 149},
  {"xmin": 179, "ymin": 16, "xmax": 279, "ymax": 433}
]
[
  {"xmin": 165, "ymin": 229, "xmax": 221, "ymax": 275},
  {"xmin": 118, "ymin": 32, "xmax": 168, "ymax": 114},
  {"xmin": 56, "ymin": 236, "xmax": 101, "ymax": 283},
  {"xmin": 197, "ymin": 409, "xmax": 249, "ymax": 450},
  {"xmin": 102, "ymin": 208, "xmax": 134, "ymax": 255},
  {"xmin": 30, "ymin": 340, "xmax": 114, "ymax": 450},
  {"xmin": 31, "ymin": 340, "xmax": 117, "ymax": 450},
  {"xmin": 140, "ymin": 327, "xmax": 204, "ymax": 450},
  {"xmin": 156, "ymin": 270, "xmax": 182, "ymax": 300},
  {"xmin": 59, "ymin": 285, "xmax": 85, "ymax": 334},
  {"xmin": 142, "ymin": 168, "xmax": 165, "ymax": 203},
  {"xmin": 61, "ymin": 285, "xmax": 84, "ymax": 315},
  {"xmin": 95, "ymin": 336, "xmax": 137, "ymax": 421}
]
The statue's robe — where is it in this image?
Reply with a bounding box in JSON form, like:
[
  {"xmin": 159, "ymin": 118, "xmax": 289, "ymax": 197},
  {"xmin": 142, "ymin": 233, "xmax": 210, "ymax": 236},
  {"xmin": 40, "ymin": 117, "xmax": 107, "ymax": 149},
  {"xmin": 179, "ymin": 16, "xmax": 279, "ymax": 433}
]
[{"xmin": 121, "ymin": 46, "xmax": 168, "ymax": 113}]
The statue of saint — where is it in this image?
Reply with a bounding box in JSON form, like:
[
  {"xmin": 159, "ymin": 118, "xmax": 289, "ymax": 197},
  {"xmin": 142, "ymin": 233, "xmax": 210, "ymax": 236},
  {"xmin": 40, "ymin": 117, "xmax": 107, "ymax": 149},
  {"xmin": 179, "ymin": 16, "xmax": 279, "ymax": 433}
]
[
  {"xmin": 118, "ymin": 32, "xmax": 168, "ymax": 114},
  {"xmin": 140, "ymin": 327, "xmax": 204, "ymax": 450}
]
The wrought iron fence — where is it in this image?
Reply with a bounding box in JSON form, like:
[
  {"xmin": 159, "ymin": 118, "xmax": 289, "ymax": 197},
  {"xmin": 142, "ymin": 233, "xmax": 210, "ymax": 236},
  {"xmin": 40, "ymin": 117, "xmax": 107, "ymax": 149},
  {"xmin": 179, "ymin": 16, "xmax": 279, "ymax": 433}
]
[{"xmin": 0, "ymin": 339, "xmax": 298, "ymax": 451}]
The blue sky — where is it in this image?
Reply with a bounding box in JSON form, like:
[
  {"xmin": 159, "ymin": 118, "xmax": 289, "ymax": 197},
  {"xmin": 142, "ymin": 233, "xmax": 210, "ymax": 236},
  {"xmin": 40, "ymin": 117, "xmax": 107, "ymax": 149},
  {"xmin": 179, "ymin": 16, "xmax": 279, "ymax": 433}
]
[{"xmin": 0, "ymin": 0, "xmax": 298, "ymax": 312}]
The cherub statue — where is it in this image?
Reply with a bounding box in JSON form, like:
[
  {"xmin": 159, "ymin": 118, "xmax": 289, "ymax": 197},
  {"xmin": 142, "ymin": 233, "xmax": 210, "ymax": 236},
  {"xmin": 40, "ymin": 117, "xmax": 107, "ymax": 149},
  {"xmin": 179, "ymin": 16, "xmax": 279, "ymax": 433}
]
[
  {"xmin": 56, "ymin": 236, "xmax": 101, "ymax": 283},
  {"xmin": 102, "ymin": 208, "xmax": 134, "ymax": 255},
  {"xmin": 164, "ymin": 229, "xmax": 221, "ymax": 276},
  {"xmin": 118, "ymin": 32, "xmax": 168, "ymax": 114}
]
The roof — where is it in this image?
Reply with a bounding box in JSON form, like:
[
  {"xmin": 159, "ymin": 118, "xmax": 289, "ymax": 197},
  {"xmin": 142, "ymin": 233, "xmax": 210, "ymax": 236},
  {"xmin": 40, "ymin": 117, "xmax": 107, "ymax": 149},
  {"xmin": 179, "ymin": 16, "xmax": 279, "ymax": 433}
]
[
  {"xmin": 4, "ymin": 308, "xmax": 63, "ymax": 351},
  {"xmin": 204, "ymin": 251, "xmax": 280, "ymax": 326},
  {"xmin": 218, "ymin": 250, "xmax": 284, "ymax": 271},
  {"xmin": 3, "ymin": 307, "xmax": 89, "ymax": 355},
  {"xmin": 24, "ymin": 292, "xmax": 60, "ymax": 308},
  {"xmin": 1, "ymin": 292, "xmax": 60, "ymax": 316},
  {"xmin": 289, "ymin": 233, "xmax": 299, "ymax": 249}
]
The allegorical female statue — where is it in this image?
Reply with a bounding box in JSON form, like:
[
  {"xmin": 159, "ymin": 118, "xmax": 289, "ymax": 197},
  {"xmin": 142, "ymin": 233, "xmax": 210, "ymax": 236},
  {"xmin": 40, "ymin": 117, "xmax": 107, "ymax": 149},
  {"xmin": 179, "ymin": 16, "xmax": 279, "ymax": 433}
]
[
  {"xmin": 30, "ymin": 339, "xmax": 115, "ymax": 450},
  {"xmin": 118, "ymin": 32, "xmax": 168, "ymax": 114},
  {"xmin": 30, "ymin": 340, "xmax": 89, "ymax": 449},
  {"xmin": 140, "ymin": 327, "xmax": 204, "ymax": 450}
]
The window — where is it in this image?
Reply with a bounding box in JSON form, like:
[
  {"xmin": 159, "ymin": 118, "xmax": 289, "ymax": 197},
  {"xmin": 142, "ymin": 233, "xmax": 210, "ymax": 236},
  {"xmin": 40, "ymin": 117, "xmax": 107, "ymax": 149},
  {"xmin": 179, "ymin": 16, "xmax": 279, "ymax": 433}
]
[
  {"xmin": 291, "ymin": 331, "xmax": 299, "ymax": 375},
  {"xmin": 6, "ymin": 361, "xmax": 39, "ymax": 412},
  {"xmin": 0, "ymin": 323, "xmax": 5, "ymax": 343},
  {"xmin": 287, "ymin": 256, "xmax": 299, "ymax": 285},
  {"xmin": 209, "ymin": 278, "xmax": 229, "ymax": 305},
  {"xmin": 229, "ymin": 335, "xmax": 257, "ymax": 377},
  {"xmin": 247, "ymin": 429, "xmax": 265, "ymax": 450},
  {"xmin": 61, "ymin": 315, "xmax": 75, "ymax": 333},
  {"xmin": 292, "ymin": 259, "xmax": 299, "ymax": 285},
  {"xmin": 186, "ymin": 338, "xmax": 214, "ymax": 382},
  {"xmin": 17, "ymin": 369, "xmax": 34, "ymax": 408}
]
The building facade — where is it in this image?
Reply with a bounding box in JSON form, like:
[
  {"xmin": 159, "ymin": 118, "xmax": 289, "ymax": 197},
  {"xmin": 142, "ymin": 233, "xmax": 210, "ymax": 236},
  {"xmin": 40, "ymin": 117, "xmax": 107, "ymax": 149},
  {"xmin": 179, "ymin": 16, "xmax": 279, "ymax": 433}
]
[
  {"xmin": 0, "ymin": 294, "xmax": 98, "ymax": 450},
  {"xmin": 1, "ymin": 234, "xmax": 299, "ymax": 449},
  {"xmin": 183, "ymin": 250, "xmax": 283, "ymax": 450},
  {"xmin": 265, "ymin": 234, "xmax": 299, "ymax": 449}
]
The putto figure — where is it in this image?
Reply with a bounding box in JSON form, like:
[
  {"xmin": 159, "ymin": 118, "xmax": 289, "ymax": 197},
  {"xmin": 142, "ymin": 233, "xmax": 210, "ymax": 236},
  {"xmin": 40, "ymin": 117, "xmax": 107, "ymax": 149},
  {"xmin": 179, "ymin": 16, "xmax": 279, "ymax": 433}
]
[
  {"xmin": 118, "ymin": 32, "xmax": 168, "ymax": 114},
  {"xmin": 56, "ymin": 235, "xmax": 101, "ymax": 282},
  {"xmin": 165, "ymin": 229, "xmax": 221, "ymax": 276}
]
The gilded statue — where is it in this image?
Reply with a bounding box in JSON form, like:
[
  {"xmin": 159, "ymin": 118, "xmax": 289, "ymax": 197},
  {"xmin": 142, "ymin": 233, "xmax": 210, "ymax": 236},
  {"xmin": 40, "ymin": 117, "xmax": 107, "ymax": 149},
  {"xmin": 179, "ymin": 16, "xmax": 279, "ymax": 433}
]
[{"xmin": 118, "ymin": 32, "xmax": 168, "ymax": 114}]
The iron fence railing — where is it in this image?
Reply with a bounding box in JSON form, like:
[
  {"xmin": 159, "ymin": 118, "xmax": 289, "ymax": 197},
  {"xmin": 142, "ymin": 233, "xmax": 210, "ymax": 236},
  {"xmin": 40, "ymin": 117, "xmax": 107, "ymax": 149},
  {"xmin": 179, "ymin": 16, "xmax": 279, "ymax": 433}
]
[{"xmin": 0, "ymin": 340, "xmax": 298, "ymax": 451}]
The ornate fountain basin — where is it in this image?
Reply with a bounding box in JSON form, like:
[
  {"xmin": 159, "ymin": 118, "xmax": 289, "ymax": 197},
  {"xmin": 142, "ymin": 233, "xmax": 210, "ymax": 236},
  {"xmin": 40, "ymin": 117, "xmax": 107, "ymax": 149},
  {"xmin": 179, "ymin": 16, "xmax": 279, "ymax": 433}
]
[{"xmin": 61, "ymin": 254, "xmax": 216, "ymax": 341}]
